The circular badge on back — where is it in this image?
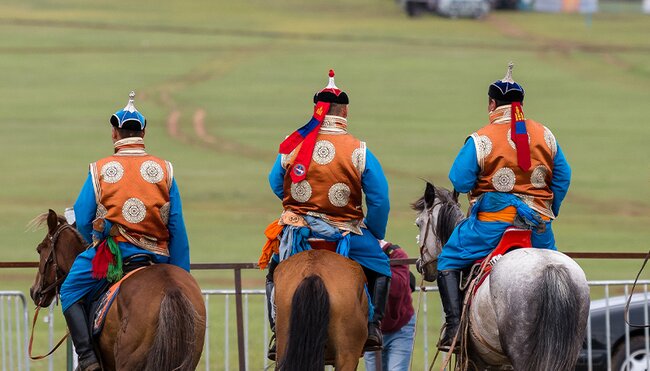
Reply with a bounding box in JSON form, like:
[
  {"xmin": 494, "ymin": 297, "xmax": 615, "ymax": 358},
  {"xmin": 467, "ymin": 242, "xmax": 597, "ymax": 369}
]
[{"xmin": 293, "ymin": 164, "xmax": 306, "ymax": 177}]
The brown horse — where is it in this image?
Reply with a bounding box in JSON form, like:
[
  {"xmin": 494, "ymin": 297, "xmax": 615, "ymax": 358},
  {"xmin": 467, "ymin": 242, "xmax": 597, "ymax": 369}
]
[
  {"xmin": 274, "ymin": 249, "xmax": 368, "ymax": 371},
  {"xmin": 29, "ymin": 210, "xmax": 206, "ymax": 370}
]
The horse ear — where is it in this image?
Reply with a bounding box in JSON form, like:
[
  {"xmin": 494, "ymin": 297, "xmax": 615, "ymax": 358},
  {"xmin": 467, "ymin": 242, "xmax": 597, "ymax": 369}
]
[
  {"xmin": 424, "ymin": 182, "xmax": 436, "ymax": 209},
  {"xmin": 47, "ymin": 209, "xmax": 58, "ymax": 234},
  {"xmin": 452, "ymin": 189, "xmax": 460, "ymax": 203}
]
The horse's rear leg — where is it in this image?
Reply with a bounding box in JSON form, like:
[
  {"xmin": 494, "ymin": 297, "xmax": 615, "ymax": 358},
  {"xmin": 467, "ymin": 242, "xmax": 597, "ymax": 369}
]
[
  {"xmin": 334, "ymin": 352, "xmax": 361, "ymax": 371},
  {"xmin": 112, "ymin": 303, "xmax": 156, "ymax": 370},
  {"xmin": 331, "ymin": 309, "xmax": 366, "ymax": 371}
]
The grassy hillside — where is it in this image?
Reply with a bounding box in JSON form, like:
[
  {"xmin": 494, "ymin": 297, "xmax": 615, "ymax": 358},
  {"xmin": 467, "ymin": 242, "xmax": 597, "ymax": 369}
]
[{"xmin": 0, "ymin": 0, "xmax": 648, "ymax": 369}]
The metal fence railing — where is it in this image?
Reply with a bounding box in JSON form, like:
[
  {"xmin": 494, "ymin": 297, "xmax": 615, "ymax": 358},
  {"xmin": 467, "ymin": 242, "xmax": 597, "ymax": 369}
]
[
  {"xmin": 5, "ymin": 279, "xmax": 650, "ymax": 371},
  {"xmin": 0, "ymin": 292, "xmax": 30, "ymax": 371}
]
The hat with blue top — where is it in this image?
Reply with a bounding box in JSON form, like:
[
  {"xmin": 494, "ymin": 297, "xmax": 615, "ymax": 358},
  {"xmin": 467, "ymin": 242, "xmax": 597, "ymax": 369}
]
[
  {"xmin": 488, "ymin": 62, "xmax": 524, "ymax": 104},
  {"xmin": 109, "ymin": 91, "xmax": 146, "ymax": 131}
]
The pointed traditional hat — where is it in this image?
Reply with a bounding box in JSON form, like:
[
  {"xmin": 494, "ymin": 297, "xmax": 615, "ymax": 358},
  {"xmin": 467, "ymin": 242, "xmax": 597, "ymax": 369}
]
[
  {"xmin": 110, "ymin": 91, "xmax": 146, "ymax": 131},
  {"xmin": 488, "ymin": 62, "xmax": 525, "ymax": 103},
  {"xmin": 313, "ymin": 70, "xmax": 349, "ymax": 104}
]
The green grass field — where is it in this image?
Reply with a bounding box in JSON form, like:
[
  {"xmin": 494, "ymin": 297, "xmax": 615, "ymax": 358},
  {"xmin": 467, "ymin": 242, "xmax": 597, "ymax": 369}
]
[{"xmin": 1, "ymin": 0, "xmax": 649, "ymax": 369}]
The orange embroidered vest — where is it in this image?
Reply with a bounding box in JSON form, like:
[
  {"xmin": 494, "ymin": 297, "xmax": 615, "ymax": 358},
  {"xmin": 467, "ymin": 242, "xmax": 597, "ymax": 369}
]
[
  {"xmin": 89, "ymin": 138, "xmax": 173, "ymax": 256},
  {"xmin": 469, "ymin": 105, "xmax": 557, "ymax": 219},
  {"xmin": 282, "ymin": 115, "xmax": 366, "ymax": 233}
]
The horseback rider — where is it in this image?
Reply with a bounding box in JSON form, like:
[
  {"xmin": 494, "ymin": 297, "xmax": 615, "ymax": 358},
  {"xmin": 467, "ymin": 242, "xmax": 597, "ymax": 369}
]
[
  {"xmin": 59, "ymin": 92, "xmax": 190, "ymax": 371},
  {"xmin": 260, "ymin": 70, "xmax": 392, "ymax": 359},
  {"xmin": 436, "ymin": 63, "xmax": 571, "ymax": 351}
]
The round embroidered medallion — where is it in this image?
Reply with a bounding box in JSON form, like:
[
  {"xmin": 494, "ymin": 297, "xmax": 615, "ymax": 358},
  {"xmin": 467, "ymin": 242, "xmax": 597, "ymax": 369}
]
[
  {"xmin": 290, "ymin": 181, "xmax": 312, "ymax": 203},
  {"xmin": 160, "ymin": 202, "xmax": 170, "ymax": 225},
  {"xmin": 95, "ymin": 204, "xmax": 108, "ymax": 219},
  {"xmin": 312, "ymin": 140, "xmax": 335, "ymax": 165},
  {"xmin": 507, "ymin": 128, "xmax": 531, "ymax": 150},
  {"xmin": 543, "ymin": 127, "xmax": 557, "ymax": 157},
  {"xmin": 122, "ymin": 198, "xmax": 146, "ymax": 224},
  {"xmin": 476, "ymin": 135, "xmax": 493, "ymax": 160},
  {"xmin": 101, "ymin": 161, "xmax": 124, "ymax": 184},
  {"xmin": 531, "ymin": 165, "xmax": 548, "ymax": 188},
  {"xmin": 328, "ymin": 183, "xmax": 351, "ymax": 207},
  {"xmin": 492, "ymin": 167, "xmax": 516, "ymax": 192},
  {"xmin": 352, "ymin": 147, "xmax": 364, "ymax": 172},
  {"xmin": 140, "ymin": 161, "xmax": 164, "ymax": 184}
]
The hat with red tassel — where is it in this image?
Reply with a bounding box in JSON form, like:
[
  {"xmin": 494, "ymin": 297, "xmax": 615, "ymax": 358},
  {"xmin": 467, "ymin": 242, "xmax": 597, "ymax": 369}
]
[
  {"xmin": 279, "ymin": 70, "xmax": 348, "ymax": 183},
  {"xmin": 491, "ymin": 62, "xmax": 530, "ymax": 171}
]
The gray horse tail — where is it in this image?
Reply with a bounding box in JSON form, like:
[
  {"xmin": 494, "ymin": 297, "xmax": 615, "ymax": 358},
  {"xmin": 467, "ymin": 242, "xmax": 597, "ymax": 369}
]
[{"xmin": 526, "ymin": 264, "xmax": 584, "ymax": 371}]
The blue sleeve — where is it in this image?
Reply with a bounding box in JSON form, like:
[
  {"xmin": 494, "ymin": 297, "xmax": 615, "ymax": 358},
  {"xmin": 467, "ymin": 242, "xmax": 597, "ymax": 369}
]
[
  {"xmin": 167, "ymin": 179, "xmax": 190, "ymax": 271},
  {"xmin": 362, "ymin": 149, "xmax": 390, "ymax": 240},
  {"xmin": 550, "ymin": 144, "xmax": 571, "ymax": 217},
  {"xmin": 268, "ymin": 154, "xmax": 286, "ymax": 200},
  {"xmin": 448, "ymin": 137, "xmax": 480, "ymax": 194},
  {"xmin": 73, "ymin": 172, "xmax": 97, "ymax": 245}
]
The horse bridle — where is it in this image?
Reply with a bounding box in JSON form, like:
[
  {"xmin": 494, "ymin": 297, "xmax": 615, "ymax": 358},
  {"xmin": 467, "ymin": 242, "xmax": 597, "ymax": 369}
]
[
  {"xmin": 417, "ymin": 204, "xmax": 440, "ymax": 274},
  {"xmin": 35, "ymin": 222, "xmax": 75, "ymax": 307}
]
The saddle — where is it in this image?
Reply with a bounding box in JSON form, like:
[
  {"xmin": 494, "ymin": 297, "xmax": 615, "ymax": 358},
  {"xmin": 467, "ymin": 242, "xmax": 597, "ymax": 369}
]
[
  {"xmin": 86, "ymin": 254, "xmax": 154, "ymax": 337},
  {"xmin": 463, "ymin": 227, "xmax": 532, "ymax": 293}
]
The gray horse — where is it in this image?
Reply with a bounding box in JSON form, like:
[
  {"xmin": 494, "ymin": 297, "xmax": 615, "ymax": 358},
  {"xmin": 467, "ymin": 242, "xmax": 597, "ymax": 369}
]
[{"xmin": 413, "ymin": 182, "xmax": 590, "ymax": 371}]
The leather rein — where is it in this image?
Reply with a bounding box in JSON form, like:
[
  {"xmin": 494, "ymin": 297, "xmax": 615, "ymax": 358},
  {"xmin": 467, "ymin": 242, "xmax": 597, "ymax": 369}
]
[{"xmin": 29, "ymin": 222, "xmax": 82, "ymax": 360}]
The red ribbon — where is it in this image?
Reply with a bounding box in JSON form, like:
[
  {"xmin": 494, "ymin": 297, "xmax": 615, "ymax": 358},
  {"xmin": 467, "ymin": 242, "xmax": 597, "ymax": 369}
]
[
  {"xmin": 510, "ymin": 102, "xmax": 531, "ymax": 172},
  {"xmin": 280, "ymin": 101, "xmax": 330, "ymax": 183}
]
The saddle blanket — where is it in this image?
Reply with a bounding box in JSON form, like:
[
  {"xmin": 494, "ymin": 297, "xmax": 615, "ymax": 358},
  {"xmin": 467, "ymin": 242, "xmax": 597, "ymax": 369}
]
[{"xmin": 92, "ymin": 267, "xmax": 146, "ymax": 336}]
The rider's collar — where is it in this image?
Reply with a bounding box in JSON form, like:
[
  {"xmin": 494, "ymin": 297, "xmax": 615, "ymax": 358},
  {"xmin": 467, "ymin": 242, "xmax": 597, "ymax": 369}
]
[
  {"xmin": 321, "ymin": 115, "xmax": 348, "ymax": 133},
  {"xmin": 114, "ymin": 137, "xmax": 146, "ymax": 156},
  {"xmin": 489, "ymin": 104, "xmax": 512, "ymax": 125}
]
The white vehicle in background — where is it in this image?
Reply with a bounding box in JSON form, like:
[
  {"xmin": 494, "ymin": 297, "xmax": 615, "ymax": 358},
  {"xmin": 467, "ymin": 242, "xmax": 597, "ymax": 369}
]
[{"xmin": 399, "ymin": 0, "xmax": 491, "ymax": 18}]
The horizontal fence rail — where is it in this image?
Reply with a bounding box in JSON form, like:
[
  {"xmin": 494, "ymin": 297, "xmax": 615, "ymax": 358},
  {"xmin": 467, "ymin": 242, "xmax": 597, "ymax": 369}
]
[{"xmin": 1, "ymin": 252, "xmax": 649, "ymax": 269}]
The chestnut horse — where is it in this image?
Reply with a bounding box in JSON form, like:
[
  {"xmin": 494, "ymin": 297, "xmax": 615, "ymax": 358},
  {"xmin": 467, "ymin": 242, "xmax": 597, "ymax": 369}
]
[
  {"xmin": 274, "ymin": 249, "xmax": 368, "ymax": 371},
  {"xmin": 29, "ymin": 210, "xmax": 206, "ymax": 370}
]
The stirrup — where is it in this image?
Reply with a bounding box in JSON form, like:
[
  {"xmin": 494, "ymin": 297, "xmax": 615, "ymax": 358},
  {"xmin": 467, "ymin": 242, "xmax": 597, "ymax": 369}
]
[
  {"xmin": 436, "ymin": 324, "xmax": 460, "ymax": 353},
  {"xmin": 267, "ymin": 333, "xmax": 276, "ymax": 361}
]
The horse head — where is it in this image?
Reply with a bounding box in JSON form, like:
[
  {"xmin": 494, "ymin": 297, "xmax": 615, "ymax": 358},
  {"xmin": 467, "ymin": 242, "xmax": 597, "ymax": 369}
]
[
  {"xmin": 29, "ymin": 209, "xmax": 86, "ymax": 307},
  {"xmin": 411, "ymin": 182, "xmax": 464, "ymax": 282}
]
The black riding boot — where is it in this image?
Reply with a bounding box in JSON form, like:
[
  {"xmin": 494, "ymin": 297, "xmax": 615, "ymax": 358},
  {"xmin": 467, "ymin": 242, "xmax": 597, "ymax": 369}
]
[
  {"xmin": 63, "ymin": 302, "xmax": 101, "ymax": 371},
  {"xmin": 365, "ymin": 275, "xmax": 391, "ymax": 351},
  {"xmin": 266, "ymin": 259, "xmax": 278, "ymax": 361},
  {"xmin": 437, "ymin": 270, "xmax": 463, "ymax": 352}
]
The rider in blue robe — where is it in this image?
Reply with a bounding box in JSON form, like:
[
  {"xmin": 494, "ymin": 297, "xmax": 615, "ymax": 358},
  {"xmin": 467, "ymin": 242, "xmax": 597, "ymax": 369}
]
[
  {"xmin": 59, "ymin": 93, "xmax": 190, "ymax": 371},
  {"xmin": 436, "ymin": 64, "xmax": 571, "ymax": 351}
]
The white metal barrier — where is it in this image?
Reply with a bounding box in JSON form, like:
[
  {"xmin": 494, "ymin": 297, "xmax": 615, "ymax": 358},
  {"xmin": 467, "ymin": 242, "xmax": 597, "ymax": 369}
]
[
  {"xmin": 0, "ymin": 292, "xmax": 30, "ymax": 371},
  {"xmin": 3, "ymin": 280, "xmax": 650, "ymax": 370}
]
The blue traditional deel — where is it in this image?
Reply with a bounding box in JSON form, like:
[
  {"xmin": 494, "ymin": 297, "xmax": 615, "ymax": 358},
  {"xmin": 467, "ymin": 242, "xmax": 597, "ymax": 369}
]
[
  {"xmin": 109, "ymin": 91, "xmax": 146, "ymax": 131},
  {"xmin": 488, "ymin": 62, "xmax": 525, "ymax": 103}
]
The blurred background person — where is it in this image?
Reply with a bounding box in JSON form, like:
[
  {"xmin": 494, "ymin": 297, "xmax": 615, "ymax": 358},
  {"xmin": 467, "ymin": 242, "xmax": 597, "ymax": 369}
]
[{"xmin": 364, "ymin": 240, "xmax": 416, "ymax": 371}]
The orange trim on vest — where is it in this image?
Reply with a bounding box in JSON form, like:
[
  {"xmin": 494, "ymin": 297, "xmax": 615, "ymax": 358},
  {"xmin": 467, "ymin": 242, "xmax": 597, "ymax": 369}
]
[
  {"xmin": 469, "ymin": 105, "xmax": 557, "ymax": 219},
  {"xmin": 282, "ymin": 126, "xmax": 365, "ymax": 225},
  {"xmin": 91, "ymin": 144, "xmax": 172, "ymax": 256}
]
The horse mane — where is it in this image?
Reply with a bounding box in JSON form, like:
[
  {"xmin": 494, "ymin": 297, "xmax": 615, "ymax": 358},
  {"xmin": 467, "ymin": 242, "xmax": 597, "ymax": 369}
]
[
  {"xmin": 26, "ymin": 212, "xmax": 85, "ymax": 243},
  {"xmin": 26, "ymin": 213, "xmax": 63, "ymax": 232},
  {"xmin": 411, "ymin": 185, "xmax": 464, "ymax": 246}
]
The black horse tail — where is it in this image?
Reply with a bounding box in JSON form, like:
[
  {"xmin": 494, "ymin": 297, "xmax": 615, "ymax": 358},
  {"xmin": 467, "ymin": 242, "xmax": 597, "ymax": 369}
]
[
  {"xmin": 144, "ymin": 287, "xmax": 203, "ymax": 371},
  {"xmin": 279, "ymin": 275, "xmax": 330, "ymax": 371},
  {"xmin": 526, "ymin": 264, "xmax": 584, "ymax": 371}
]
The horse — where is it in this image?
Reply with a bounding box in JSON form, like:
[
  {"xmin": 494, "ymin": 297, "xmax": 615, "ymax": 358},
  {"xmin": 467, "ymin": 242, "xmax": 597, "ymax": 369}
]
[
  {"xmin": 28, "ymin": 209, "xmax": 206, "ymax": 371},
  {"xmin": 412, "ymin": 182, "xmax": 590, "ymax": 371},
  {"xmin": 274, "ymin": 249, "xmax": 368, "ymax": 371}
]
